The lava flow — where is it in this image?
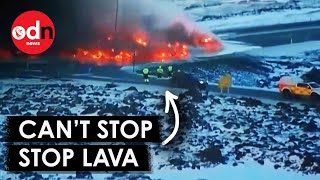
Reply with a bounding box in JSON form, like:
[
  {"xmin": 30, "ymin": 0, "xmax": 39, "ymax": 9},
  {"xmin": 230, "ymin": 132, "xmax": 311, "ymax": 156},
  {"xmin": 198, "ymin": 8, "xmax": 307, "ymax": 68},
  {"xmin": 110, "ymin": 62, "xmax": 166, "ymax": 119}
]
[
  {"xmin": 64, "ymin": 29, "xmax": 222, "ymax": 66},
  {"xmin": 0, "ymin": 0, "xmax": 223, "ymax": 65}
]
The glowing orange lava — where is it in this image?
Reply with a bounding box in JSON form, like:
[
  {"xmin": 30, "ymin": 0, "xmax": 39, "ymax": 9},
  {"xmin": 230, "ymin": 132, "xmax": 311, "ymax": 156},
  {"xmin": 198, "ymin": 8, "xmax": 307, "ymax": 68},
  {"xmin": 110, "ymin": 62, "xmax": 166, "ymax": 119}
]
[
  {"xmin": 134, "ymin": 32, "xmax": 148, "ymax": 47},
  {"xmin": 63, "ymin": 29, "xmax": 222, "ymax": 66}
]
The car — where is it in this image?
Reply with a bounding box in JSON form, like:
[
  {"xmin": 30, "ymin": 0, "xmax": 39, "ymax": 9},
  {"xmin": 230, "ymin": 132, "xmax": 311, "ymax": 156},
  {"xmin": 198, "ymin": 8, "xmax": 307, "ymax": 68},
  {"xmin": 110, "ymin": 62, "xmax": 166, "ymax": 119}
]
[
  {"xmin": 279, "ymin": 76, "xmax": 320, "ymax": 100},
  {"xmin": 171, "ymin": 71, "xmax": 208, "ymax": 91}
]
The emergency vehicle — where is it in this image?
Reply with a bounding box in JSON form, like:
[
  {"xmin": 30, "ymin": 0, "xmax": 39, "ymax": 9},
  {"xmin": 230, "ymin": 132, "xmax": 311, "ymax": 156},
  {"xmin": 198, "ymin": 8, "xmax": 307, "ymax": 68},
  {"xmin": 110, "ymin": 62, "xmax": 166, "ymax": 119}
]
[{"xmin": 278, "ymin": 76, "xmax": 320, "ymax": 100}]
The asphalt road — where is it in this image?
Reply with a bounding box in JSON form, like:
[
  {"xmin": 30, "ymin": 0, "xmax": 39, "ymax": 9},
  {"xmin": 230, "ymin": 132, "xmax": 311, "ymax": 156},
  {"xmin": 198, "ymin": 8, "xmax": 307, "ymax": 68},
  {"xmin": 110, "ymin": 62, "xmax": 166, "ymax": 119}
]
[
  {"xmin": 218, "ymin": 21, "xmax": 320, "ymax": 47},
  {"xmin": 222, "ymin": 25, "xmax": 320, "ymax": 39},
  {"xmin": 214, "ymin": 20, "xmax": 320, "ymax": 35},
  {"xmin": 69, "ymin": 74, "xmax": 320, "ymax": 105},
  {"xmin": 68, "ymin": 74, "xmax": 283, "ymax": 100}
]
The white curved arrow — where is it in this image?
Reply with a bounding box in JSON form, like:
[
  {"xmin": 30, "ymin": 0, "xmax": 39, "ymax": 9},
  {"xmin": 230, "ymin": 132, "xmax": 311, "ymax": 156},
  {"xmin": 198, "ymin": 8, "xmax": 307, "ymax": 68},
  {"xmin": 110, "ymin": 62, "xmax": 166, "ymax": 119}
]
[{"xmin": 162, "ymin": 91, "xmax": 179, "ymax": 146}]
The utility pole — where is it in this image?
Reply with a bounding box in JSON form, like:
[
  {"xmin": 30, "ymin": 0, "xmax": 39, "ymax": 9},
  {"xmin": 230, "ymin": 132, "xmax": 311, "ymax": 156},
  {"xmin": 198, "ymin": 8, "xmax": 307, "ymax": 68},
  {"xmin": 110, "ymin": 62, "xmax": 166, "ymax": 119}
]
[
  {"xmin": 114, "ymin": 0, "xmax": 124, "ymax": 67},
  {"xmin": 115, "ymin": 0, "xmax": 136, "ymax": 69},
  {"xmin": 115, "ymin": 0, "xmax": 119, "ymax": 32},
  {"xmin": 133, "ymin": 51, "xmax": 136, "ymax": 73}
]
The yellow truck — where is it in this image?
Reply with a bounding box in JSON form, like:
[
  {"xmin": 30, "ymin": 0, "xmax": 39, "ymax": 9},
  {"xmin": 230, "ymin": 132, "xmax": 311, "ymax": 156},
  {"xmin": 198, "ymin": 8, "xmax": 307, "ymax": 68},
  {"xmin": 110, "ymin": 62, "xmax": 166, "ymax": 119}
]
[{"xmin": 278, "ymin": 76, "xmax": 320, "ymax": 100}]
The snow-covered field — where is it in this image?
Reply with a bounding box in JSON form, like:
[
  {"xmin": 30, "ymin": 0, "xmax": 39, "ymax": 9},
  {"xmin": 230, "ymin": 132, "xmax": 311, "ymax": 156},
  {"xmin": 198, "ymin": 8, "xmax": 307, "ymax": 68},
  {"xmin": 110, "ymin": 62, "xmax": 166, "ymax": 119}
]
[
  {"xmin": 246, "ymin": 41, "xmax": 320, "ymax": 87},
  {"xmin": 198, "ymin": 7, "xmax": 320, "ymax": 31},
  {"xmin": 0, "ymin": 78, "xmax": 319, "ymax": 179},
  {"xmin": 165, "ymin": 0, "xmax": 320, "ymax": 31}
]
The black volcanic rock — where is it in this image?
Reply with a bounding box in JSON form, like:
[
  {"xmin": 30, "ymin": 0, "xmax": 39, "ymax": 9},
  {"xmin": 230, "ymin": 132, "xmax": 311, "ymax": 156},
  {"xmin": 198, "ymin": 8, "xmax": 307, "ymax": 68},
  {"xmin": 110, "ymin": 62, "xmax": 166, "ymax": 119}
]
[
  {"xmin": 258, "ymin": 159, "xmax": 265, "ymax": 165},
  {"xmin": 284, "ymin": 160, "xmax": 292, "ymax": 167},
  {"xmin": 302, "ymin": 68, "xmax": 320, "ymax": 84},
  {"xmin": 169, "ymin": 158, "xmax": 186, "ymax": 167},
  {"xmin": 141, "ymin": 90, "xmax": 157, "ymax": 98},
  {"xmin": 240, "ymin": 97, "xmax": 263, "ymax": 107},
  {"xmin": 75, "ymin": 171, "xmax": 93, "ymax": 179},
  {"xmin": 301, "ymin": 153, "xmax": 315, "ymax": 168},
  {"xmin": 276, "ymin": 102, "xmax": 292, "ymax": 111},
  {"xmin": 274, "ymin": 164, "xmax": 281, "ymax": 169},
  {"xmin": 9, "ymin": 105, "xmax": 21, "ymax": 115},
  {"xmin": 303, "ymin": 120, "xmax": 318, "ymax": 132},
  {"xmin": 0, "ymin": 109, "xmax": 9, "ymax": 115},
  {"xmin": 91, "ymin": 91, "xmax": 102, "ymax": 96},
  {"xmin": 185, "ymin": 89, "xmax": 203, "ymax": 102},
  {"xmin": 81, "ymin": 105, "xmax": 98, "ymax": 115},
  {"xmin": 198, "ymin": 145, "xmax": 224, "ymax": 164},
  {"xmin": 224, "ymin": 122, "xmax": 234, "ymax": 129},
  {"xmin": 23, "ymin": 112, "xmax": 33, "ymax": 116},
  {"xmin": 123, "ymin": 91, "xmax": 142, "ymax": 103},
  {"xmin": 123, "ymin": 86, "xmax": 138, "ymax": 92},
  {"xmin": 36, "ymin": 110, "xmax": 53, "ymax": 116},
  {"xmin": 105, "ymin": 83, "xmax": 117, "ymax": 89},
  {"xmin": 4, "ymin": 88, "xmax": 13, "ymax": 95}
]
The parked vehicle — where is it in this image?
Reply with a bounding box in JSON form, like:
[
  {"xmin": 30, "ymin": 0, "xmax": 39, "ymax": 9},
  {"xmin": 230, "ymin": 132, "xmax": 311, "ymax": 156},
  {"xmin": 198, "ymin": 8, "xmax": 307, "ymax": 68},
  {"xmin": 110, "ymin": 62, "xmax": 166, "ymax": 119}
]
[
  {"xmin": 172, "ymin": 71, "xmax": 208, "ymax": 91},
  {"xmin": 279, "ymin": 76, "xmax": 320, "ymax": 100}
]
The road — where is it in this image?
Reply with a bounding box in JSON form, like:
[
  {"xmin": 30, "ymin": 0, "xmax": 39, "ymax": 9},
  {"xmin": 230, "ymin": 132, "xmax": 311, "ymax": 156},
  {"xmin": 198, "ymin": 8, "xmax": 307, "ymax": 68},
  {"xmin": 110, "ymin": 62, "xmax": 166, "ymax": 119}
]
[
  {"xmin": 217, "ymin": 21, "xmax": 320, "ymax": 47},
  {"xmin": 221, "ymin": 25, "xmax": 320, "ymax": 39},
  {"xmin": 66, "ymin": 74, "xmax": 320, "ymax": 105},
  {"xmin": 214, "ymin": 20, "xmax": 320, "ymax": 35},
  {"xmin": 67, "ymin": 74, "xmax": 283, "ymax": 100},
  {"xmin": 2, "ymin": 68, "xmax": 315, "ymax": 105}
]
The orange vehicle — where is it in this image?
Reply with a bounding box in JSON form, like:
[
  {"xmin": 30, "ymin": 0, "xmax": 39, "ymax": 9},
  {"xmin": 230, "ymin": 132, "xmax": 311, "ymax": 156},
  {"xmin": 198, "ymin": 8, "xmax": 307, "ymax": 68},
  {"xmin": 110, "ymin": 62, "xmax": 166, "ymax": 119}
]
[{"xmin": 278, "ymin": 76, "xmax": 320, "ymax": 100}]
